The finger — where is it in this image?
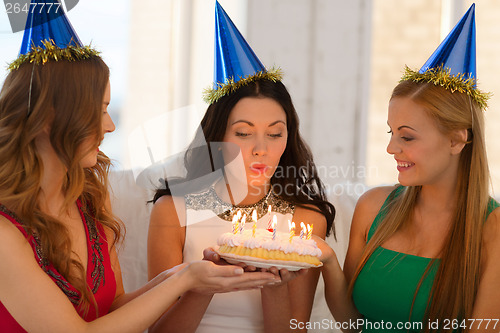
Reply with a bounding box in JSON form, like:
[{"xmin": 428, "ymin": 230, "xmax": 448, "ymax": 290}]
[
  {"xmin": 268, "ymin": 266, "xmax": 280, "ymax": 276},
  {"xmin": 234, "ymin": 271, "xmax": 278, "ymax": 283},
  {"xmin": 203, "ymin": 247, "xmax": 219, "ymax": 262},
  {"xmin": 212, "ymin": 264, "xmax": 244, "ymax": 276},
  {"xmin": 244, "ymin": 265, "xmax": 257, "ymax": 272},
  {"xmin": 227, "ymin": 275, "xmax": 281, "ymax": 289},
  {"xmin": 279, "ymin": 268, "xmax": 290, "ymax": 278}
]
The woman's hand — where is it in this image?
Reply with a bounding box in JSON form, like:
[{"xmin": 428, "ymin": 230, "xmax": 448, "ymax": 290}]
[
  {"xmin": 203, "ymin": 247, "xmax": 258, "ymax": 271},
  {"xmin": 259, "ymin": 266, "xmax": 309, "ymax": 287},
  {"xmin": 311, "ymin": 234, "xmax": 336, "ymax": 265},
  {"xmin": 203, "ymin": 247, "xmax": 308, "ymax": 287},
  {"xmin": 183, "ymin": 260, "xmax": 280, "ymax": 294}
]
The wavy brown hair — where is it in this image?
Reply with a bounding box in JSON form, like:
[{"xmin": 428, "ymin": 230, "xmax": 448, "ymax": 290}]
[
  {"xmin": 0, "ymin": 56, "xmax": 123, "ymax": 314},
  {"xmin": 350, "ymin": 80, "xmax": 489, "ymax": 330}
]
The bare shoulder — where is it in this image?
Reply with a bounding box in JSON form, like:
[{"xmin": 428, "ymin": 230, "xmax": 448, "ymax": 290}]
[
  {"xmin": 351, "ymin": 185, "xmax": 398, "ymax": 240},
  {"xmin": 356, "ymin": 185, "xmax": 397, "ymax": 213},
  {"xmin": 0, "ymin": 214, "xmax": 25, "ymax": 243},
  {"xmin": 482, "ymin": 206, "xmax": 500, "ymax": 254},
  {"xmin": 0, "ymin": 214, "xmax": 33, "ymax": 266},
  {"xmin": 480, "ymin": 206, "xmax": 500, "ymax": 276},
  {"xmin": 150, "ymin": 195, "xmax": 186, "ymax": 228},
  {"xmin": 472, "ymin": 206, "xmax": 500, "ymax": 315}
]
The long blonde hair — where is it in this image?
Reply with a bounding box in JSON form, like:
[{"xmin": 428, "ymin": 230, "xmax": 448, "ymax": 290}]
[
  {"xmin": 0, "ymin": 57, "xmax": 123, "ymax": 314},
  {"xmin": 350, "ymin": 80, "xmax": 489, "ymax": 329}
]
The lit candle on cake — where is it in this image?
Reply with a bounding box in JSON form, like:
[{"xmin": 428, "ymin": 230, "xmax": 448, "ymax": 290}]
[
  {"xmin": 232, "ymin": 214, "xmax": 238, "ymax": 234},
  {"xmin": 252, "ymin": 209, "xmax": 257, "ymax": 237},
  {"xmin": 288, "ymin": 220, "xmax": 295, "ymax": 243},
  {"xmin": 240, "ymin": 214, "xmax": 246, "ymax": 234},
  {"xmin": 300, "ymin": 222, "xmax": 306, "ymax": 239},
  {"xmin": 272, "ymin": 215, "xmax": 277, "ymax": 240},
  {"xmin": 267, "ymin": 205, "xmax": 272, "ymax": 230},
  {"xmin": 307, "ymin": 224, "xmax": 313, "ymax": 240}
]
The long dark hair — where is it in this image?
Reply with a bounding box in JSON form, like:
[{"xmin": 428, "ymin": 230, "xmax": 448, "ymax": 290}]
[{"xmin": 153, "ymin": 79, "xmax": 335, "ymax": 236}]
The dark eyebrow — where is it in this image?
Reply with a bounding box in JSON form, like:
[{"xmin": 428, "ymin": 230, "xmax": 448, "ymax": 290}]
[
  {"xmin": 268, "ymin": 120, "xmax": 286, "ymax": 127},
  {"xmin": 231, "ymin": 120, "xmax": 286, "ymax": 127},
  {"xmin": 232, "ymin": 120, "xmax": 254, "ymax": 126}
]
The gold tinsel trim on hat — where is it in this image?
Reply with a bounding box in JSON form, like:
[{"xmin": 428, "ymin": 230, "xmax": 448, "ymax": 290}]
[
  {"xmin": 400, "ymin": 65, "xmax": 491, "ymax": 110},
  {"xmin": 8, "ymin": 39, "xmax": 101, "ymax": 71},
  {"xmin": 203, "ymin": 67, "xmax": 283, "ymax": 104}
]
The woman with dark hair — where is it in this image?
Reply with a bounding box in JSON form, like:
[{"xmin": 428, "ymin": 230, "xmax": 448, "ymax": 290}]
[
  {"xmin": 0, "ymin": 4, "xmax": 278, "ymax": 332},
  {"xmin": 149, "ymin": 78, "xmax": 335, "ymax": 333},
  {"xmin": 148, "ymin": 5, "xmax": 334, "ymax": 332},
  {"xmin": 153, "ymin": 79, "xmax": 335, "ymax": 224}
]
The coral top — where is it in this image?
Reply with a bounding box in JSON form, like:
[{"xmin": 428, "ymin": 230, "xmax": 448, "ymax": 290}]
[{"xmin": 0, "ymin": 201, "xmax": 117, "ymax": 332}]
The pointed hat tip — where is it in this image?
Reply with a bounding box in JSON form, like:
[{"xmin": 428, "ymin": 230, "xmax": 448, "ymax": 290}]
[
  {"xmin": 403, "ymin": 2, "xmax": 489, "ymax": 109},
  {"xmin": 211, "ymin": 0, "xmax": 271, "ymax": 100},
  {"xmin": 9, "ymin": 0, "xmax": 99, "ymax": 70},
  {"xmin": 418, "ymin": 1, "xmax": 477, "ymax": 79}
]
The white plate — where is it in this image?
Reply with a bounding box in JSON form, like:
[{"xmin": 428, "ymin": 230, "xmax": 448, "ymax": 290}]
[{"xmin": 218, "ymin": 253, "xmax": 322, "ymax": 271}]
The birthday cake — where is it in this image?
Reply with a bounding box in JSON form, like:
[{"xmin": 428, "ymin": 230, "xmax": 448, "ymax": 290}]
[{"xmin": 217, "ymin": 228, "xmax": 322, "ymax": 270}]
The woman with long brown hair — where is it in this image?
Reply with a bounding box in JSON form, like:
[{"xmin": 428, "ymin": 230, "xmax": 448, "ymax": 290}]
[
  {"xmin": 0, "ymin": 3, "xmax": 278, "ymax": 332},
  {"xmin": 317, "ymin": 4, "xmax": 500, "ymax": 332}
]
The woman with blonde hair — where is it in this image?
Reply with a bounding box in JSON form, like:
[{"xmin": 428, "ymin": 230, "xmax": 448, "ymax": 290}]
[
  {"xmin": 318, "ymin": 4, "xmax": 500, "ymax": 332},
  {"xmin": 0, "ymin": 3, "xmax": 278, "ymax": 332}
]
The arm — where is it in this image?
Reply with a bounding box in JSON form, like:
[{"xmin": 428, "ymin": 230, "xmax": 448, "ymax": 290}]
[
  {"xmin": 260, "ymin": 206, "xmax": 327, "ymax": 333},
  {"xmin": 147, "ymin": 195, "xmax": 213, "ymax": 333},
  {"xmin": 322, "ymin": 186, "xmax": 394, "ymax": 331},
  {"xmin": 470, "ymin": 207, "xmax": 500, "ymax": 332},
  {"xmin": 107, "ymin": 225, "xmax": 180, "ymax": 311},
  {"xmin": 104, "ymin": 193, "xmax": 188, "ymax": 310},
  {"xmin": 0, "ymin": 215, "xmax": 268, "ymax": 333}
]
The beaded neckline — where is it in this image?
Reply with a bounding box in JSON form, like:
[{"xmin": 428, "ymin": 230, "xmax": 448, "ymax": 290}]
[{"xmin": 185, "ymin": 185, "xmax": 294, "ymax": 222}]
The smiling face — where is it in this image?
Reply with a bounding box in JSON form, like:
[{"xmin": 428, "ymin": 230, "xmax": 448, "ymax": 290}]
[
  {"xmin": 223, "ymin": 97, "xmax": 288, "ymax": 190},
  {"xmin": 79, "ymin": 80, "xmax": 115, "ymax": 168},
  {"xmin": 386, "ymin": 96, "xmax": 460, "ymax": 187}
]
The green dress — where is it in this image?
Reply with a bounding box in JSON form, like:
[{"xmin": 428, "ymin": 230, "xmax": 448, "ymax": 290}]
[{"xmin": 352, "ymin": 186, "xmax": 499, "ymax": 332}]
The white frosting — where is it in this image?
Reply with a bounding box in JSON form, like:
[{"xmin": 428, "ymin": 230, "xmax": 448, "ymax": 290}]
[{"xmin": 217, "ymin": 229, "xmax": 322, "ymax": 257}]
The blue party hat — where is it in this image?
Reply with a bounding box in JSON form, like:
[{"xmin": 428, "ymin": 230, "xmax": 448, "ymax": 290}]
[
  {"xmin": 19, "ymin": 0, "xmax": 82, "ymax": 55},
  {"xmin": 420, "ymin": 3, "xmax": 476, "ymax": 79},
  {"xmin": 9, "ymin": 0, "xmax": 99, "ymax": 71},
  {"xmin": 204, "ymin": 1, "xmax": 282, "ymax": 104},
  {"xmin": 401, "ymin": 3, "xmax": 489, "ymax": 109}
]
